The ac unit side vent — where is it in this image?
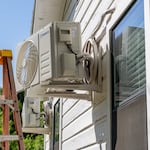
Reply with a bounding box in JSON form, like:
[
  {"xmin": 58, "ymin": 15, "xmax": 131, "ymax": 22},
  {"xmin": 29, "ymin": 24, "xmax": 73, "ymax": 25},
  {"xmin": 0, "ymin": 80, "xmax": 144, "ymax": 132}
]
[{"xmin": 40, "ymin": 51, "xmax": 52, "ymax": 82}]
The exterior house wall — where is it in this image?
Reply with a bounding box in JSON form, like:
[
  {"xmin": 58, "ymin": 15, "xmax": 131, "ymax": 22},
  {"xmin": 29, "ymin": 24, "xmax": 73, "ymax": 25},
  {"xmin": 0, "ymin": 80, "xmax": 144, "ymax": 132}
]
[
  {"xmin": 30, "ymin": 0, "xmax": 146, "ymax": 150},
  {"xmin": 60, "ymin": 0, "xmax": 136, "ymax": 150}
]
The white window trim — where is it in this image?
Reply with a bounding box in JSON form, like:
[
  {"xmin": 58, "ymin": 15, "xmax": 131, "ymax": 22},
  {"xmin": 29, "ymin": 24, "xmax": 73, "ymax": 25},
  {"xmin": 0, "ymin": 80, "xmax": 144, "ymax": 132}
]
[{"xmin": 144, "ymin": 0, "xmax": 150, "ymax": 149}]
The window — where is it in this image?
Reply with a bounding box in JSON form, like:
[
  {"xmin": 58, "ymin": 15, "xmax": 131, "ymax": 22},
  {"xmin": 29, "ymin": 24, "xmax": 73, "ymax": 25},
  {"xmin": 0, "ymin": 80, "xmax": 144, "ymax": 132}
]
[
  {"xmin": 53, "ymin": 99, "xmax": 60, "ymax": 150},
  {"xmin": 112, "ymin": 0, "xmax": 145, "ymax": 107}
]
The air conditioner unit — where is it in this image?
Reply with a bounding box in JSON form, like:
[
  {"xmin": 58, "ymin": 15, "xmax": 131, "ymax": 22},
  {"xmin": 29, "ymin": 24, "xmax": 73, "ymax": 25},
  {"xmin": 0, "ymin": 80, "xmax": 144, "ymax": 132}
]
[
  {"xmin": 22, "ymin": 97, "xmax": 52, "ymax": 134},
  {"xmin": 16, "ymin": 22, "xmax": 85, "ymax": 95},
  {"xmin": 22, "ymin": 97, "xmax": 40, "ymax": 128}
]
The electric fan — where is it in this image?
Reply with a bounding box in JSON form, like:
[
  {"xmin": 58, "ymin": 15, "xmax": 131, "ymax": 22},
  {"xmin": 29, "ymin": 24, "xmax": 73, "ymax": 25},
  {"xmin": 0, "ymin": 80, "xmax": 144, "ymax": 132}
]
[{"xmin": 16, "ymin": 41, "xmax": 38, "ymax": 88}]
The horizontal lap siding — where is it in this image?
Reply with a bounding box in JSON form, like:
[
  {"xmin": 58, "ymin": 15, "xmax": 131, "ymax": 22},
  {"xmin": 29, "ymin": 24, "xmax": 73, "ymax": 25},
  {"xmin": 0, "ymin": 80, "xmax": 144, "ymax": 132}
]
[
  {"xmin": 81, "ymin": 143, "xmax": 107, "ymax": 150},
  {"xmin": 81, "ymin": 0, "xmax": 113, "ymax": 45},
  {"xmin": 62, "ymin": 0, "xmax": 113, "ymax": 149},
  {"xmin": 62, "ymin": 100, "xmax": 107, "ymax": 141},
  {"xmin": 62, "ymin": 99, "xmax": 79, "ymax": 115},
  {"xmin": 74, "ymin": 0, "xmax": 91, "ymax": 22},
  {"xmin": 63, "ymin": 0, "xmax": 113, "ymax": 44},
  {"xmin": 62, "ymin": 119, "xmax": 107, "ymax": 150},
  {"xmin": 80, "ymin": 0, "xmax": 102, "ymax": 32},
  {"xmin": 62, "ymin": 100, "xmax": 92, "ymax": 128},
  {"xmin": 63, "ymin": 0, "xmax": 78, "ymax": 21}
]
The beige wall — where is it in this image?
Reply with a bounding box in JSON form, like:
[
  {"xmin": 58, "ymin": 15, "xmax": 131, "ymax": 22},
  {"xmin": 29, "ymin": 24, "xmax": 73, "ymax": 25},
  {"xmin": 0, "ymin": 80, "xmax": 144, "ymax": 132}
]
[{"xmin": 31, "ymin": 0, "xmax": 67, "ymax": 34}]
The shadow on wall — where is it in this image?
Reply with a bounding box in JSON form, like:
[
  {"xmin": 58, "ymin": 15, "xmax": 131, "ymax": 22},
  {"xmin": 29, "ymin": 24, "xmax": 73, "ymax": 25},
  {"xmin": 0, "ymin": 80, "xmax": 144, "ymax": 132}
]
[
  {"xmin": 91, "ymin": 92, "xmax": 147, "ymax": 150},
  {"xmin": 112, "ymin": 92, "xmax": 147, "ymax": 150},
  {"xmin": 92, "ymin": 101, "xmax": 107, "ymax": 150}
]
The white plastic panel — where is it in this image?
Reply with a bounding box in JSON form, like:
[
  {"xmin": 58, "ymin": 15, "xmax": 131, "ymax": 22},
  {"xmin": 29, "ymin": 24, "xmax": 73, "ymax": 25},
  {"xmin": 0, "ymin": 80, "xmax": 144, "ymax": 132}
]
[
  {"xmin": 61, "ymin": 53, "xmax": 76, "ymax": 76},
  {"xmin": 39, "ymin": 26, "xmax": 52, "ymax": 82},
  {"xmin": 56, "ymin": 22, "xmax": 82, "ymax": 55},
  {"xmin": 22, "ymin": 97, "xmax": 40, "ymax": 128}
]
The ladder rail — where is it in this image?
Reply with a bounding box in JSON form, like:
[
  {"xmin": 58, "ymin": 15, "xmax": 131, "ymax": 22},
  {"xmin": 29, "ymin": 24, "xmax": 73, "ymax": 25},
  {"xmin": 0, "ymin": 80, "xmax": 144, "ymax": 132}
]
[
  {"xmin": 2, "ymin": 57, "xmax": 10, "ymax": 150},
  {"xmin": 0, "ymin": 50, "xmax": 25, "ymax": 150},
  {"xmin": 7, "ymin": 57, "xmax": 25, "ymax": 150}
]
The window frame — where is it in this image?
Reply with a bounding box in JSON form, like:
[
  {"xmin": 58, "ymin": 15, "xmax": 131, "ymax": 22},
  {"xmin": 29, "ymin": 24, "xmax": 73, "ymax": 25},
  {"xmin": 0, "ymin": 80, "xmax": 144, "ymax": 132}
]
[
  {"xmin": 53, "ymin": 99, "xmax": 61, "ymax": 150},
  {"xmin": 144, "ymin": 0, "xmax": 150, "ymax": 149},
  {"xmin": 111, "ymin": 0, "xmax": 146, "ymax": 108}
]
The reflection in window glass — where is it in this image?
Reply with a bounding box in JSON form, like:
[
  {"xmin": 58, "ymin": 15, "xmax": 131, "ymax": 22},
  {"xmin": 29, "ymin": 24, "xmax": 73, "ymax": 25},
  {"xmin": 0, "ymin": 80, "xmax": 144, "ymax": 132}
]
[
  {"xmin": 53, "ymin": 100, "xmax": 60, "ymax": 150},
  {"xmin": 112, "ymin": 0, "xmax": 145, "ymax": 107}
]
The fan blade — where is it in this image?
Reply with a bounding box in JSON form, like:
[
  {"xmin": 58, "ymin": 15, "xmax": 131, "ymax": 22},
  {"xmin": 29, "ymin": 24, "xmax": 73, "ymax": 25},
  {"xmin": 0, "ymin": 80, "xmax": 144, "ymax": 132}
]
[{"xmin": 16, "ymin": 41, "xmax": 38, "ymax": 88}]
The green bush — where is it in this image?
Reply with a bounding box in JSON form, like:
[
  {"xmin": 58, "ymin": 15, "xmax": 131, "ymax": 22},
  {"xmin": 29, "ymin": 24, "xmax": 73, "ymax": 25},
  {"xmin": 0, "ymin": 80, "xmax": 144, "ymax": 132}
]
[{"xmin": 24, "ymin": 134, "xmax": 44, "ymax": 150}]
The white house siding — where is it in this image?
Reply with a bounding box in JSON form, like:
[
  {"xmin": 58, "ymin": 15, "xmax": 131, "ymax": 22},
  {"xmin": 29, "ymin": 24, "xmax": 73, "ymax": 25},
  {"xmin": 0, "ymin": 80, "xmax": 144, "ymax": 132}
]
[
  {"xmin": 60, "ymin": 0, "xmax": 136, "ymax": 150},
  {"xmin": 27, "ymin": 0, "xmax": 137, "ymax": 149}
]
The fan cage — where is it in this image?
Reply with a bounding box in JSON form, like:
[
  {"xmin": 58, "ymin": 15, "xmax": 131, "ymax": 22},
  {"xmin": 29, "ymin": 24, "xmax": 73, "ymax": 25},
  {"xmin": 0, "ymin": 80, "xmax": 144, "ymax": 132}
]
[{"xmin": 16, "ymin": 40, "xmax": 38, "ymax": 88}]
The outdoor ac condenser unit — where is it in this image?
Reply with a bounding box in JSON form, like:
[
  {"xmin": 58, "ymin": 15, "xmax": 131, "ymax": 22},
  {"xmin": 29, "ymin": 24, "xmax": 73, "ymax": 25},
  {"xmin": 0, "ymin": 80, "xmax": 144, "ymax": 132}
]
[
  {"xmin": 22, "ymin": 97, "xmax": 52, "ymax": 134},
  {"xmin": 16, "ymin": 22, "xmax": 84, "ymax": 95},
  {"xmin": 22, "ymin": 97, "xmax": 40, "ymax": 128}
]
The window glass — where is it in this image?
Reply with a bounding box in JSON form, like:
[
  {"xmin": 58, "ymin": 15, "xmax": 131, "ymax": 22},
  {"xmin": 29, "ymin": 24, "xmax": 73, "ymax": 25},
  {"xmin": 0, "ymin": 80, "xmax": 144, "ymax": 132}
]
[
  {"xmin": 112, "ymin": 0, "xmax": 145, "ymax": 107},
  {"xmin": 53, "ymin": 100, "xmax": 60, "ymax": 150}
]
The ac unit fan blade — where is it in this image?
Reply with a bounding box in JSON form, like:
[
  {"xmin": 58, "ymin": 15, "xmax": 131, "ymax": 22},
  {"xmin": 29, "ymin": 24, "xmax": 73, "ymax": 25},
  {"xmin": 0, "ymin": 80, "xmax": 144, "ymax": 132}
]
[{"xmin": 16, "ymin": 41, "xmax": 38, "ymax": 88}]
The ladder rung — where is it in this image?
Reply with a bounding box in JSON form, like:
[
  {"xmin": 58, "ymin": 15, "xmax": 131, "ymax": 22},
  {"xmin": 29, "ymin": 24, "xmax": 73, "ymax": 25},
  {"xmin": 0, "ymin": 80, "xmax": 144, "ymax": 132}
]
[
  {"xmin": 0, "ymin": 100, "xmax": 14, "ymax": 105},
  {"xmin": 0, "ymin": 95, "xmax": 5, "ymax": 100},
  {"xmin": 0, "ymin": 135, "xmax": 19, "ymax": 142}
]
